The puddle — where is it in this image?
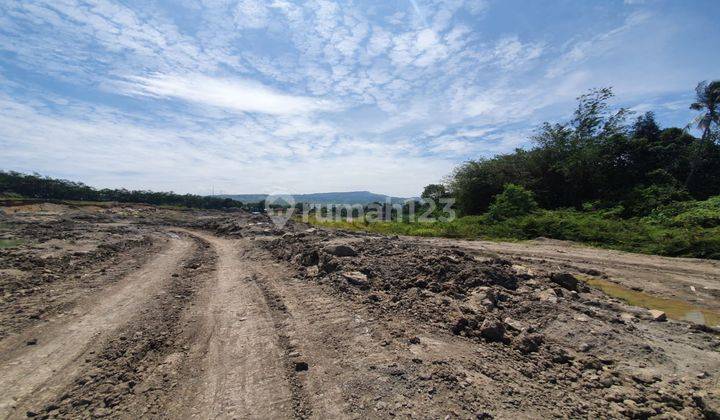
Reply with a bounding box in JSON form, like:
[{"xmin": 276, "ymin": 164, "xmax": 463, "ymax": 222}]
[{"xmin": 580, "ymin": 276, "xmax": 720, "ymax": 327}]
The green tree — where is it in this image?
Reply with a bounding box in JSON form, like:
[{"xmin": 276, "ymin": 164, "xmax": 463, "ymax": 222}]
[
  {"xmin": 443, "ymin": 83, "xmax": 720, "ymax": 216},
  {"xmin": 632, "ymin": 111, "xmax": 661, "ymax": 141},
  {"xmin": 686, "ymin": 80, "xmax": 720, "ymax": 189},
  {"xmin": 421, "ymin": 184, "xmax": 448, "ymax": 202},
  {"xmin": 487, "ymin": 184, "xmax": 539, "ymax": 220}
]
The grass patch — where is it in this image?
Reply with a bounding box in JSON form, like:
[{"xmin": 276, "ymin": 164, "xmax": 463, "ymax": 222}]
[
  {"xmin": 307, "ymin": 204, "xmax": 720, "ymax": 260},
  {"xmin": 0, "ymin": 194, "xmax": 25, "ymax": 201},
  {"xmin": 0, "ymin": 239, "xmax": 22, "ymax": 249}
]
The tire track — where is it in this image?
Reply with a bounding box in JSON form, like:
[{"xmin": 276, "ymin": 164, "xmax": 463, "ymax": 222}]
[
  {"xmin": 23, "ymin": 234, "xmax": 216, "ymax": 418},
  {"xmin": 0, "ymin": 233, "xmax": 194, "ymax": 419},
  {"xmin": 250, "ymin": 271, "xmax": 312, "ymax": 419},
  {"xmin": 176, "ymin": 232, "xmax": 303, "ymax": 419}
]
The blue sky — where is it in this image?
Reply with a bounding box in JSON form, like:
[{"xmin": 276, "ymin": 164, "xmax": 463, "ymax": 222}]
[{"xmin": 1, "ymin": 0, "xmax": 718, "ymax": 196}]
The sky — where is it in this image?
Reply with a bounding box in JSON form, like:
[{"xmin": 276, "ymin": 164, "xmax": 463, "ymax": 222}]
[{"xmin": 1, "ymin": 0, "xmax": 719, "ymax": 197}]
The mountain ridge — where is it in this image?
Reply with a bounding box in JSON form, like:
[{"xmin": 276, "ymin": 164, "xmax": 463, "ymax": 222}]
[{"xmin": 217, "ymin": 190, "xmax": 415, "ymax": 205}]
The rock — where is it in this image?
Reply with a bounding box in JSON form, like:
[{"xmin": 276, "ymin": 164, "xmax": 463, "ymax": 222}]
[
  {"xmin": 26, "ymin": 338, "xmax": 37, "ymax": 346},
  {"xmin": 513, "ymin": 333, "xmax": 544, "ymax": 354},
  {"xmin": 342, "ymin": 271, "xmax": 369, "ymax": 288},
  {"xmin": 605, "ymin": 385, "xmax": 641, "ymax": 403},
  {"xmin": 323, "ymin": 244, "xmax": 357, "ymax": 257},
  {"xmin": 620, "ymin": 312, "xmax": 635, "ymax": 322},
  {"xmin": 298, "ymin": 250, "xmax": 319, "ymax": 266},
  {"xmin": 306, "ymin": 265, "xmax": 319, "ymax": 277},
  {"xmin": 578, "ymin": 342, "xmax": 592, "ymax": 352},
  {"xmin": 692, "ymin": 390, "xmax": 720, "ymax": 419},
  {"xmin": 537, "ymin": 289, "xmax": 558, "ymax": 303},
  {"xmin": 648, "ymin": 309, "xmax": 667, "ymax": 322},
  {"xmin": 550, "ymin": 347, "xmax": 572, "ymax": 364},
  {"xmin": 469, "ymin": 288, "xmax": 496, "ymax": 309},
  {"xmin": 503, "ymin": 317, "xmax": 527, "ymax": 332},
  {"xmin": 452, "ymin": 318, "xmax": 469, "ymax": 335},
  {"xmin": 294, "ymin": 361, "xmax": 309, "ymax": 371},
  {"xmin": 479, "ymin": 318, "xmax": 506, "ymax": 342},
  {"xmin": 550, "ymin": 272, "xmax": 580, "ymax": 291},
  {"xmin": 632, "ymin": 371, "xmax": 661, "ymax": 385}
]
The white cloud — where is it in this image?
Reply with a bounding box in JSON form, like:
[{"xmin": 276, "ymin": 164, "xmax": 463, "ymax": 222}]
[
  {"xmin": 546, "ymin": 11, "xmax": 651, "ymax": 78},
  {"xmin": 122, "ymin": 73, "xmax": 337, "ymax": 115},
  {"xmin": 493, "ymin": 36, "xmax": 544, "ymax": 70},
  {"xmin": 234, "ymin": 0, "xmax": 270, "ymax": 29},
  {"xmin": 1, "ymin": 0, "xmax": 708, "ymax": 196},
  {"xmin": 0, "ymin": 94, "xmax": 453, "ymax": 196}
]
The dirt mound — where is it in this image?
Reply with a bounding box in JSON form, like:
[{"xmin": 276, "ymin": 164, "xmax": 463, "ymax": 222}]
[{"xmin": 248, "ymin": 225, "xmax": 720, "ymax": 418}]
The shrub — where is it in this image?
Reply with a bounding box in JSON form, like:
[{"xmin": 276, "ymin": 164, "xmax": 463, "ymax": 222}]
[{"xmin": 488, "ymin": 184, "xmax": 539, "ymax": 221}]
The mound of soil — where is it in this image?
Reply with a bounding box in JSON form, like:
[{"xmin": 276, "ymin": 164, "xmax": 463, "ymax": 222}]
[{"xmin": 232, "ymin": 223, "xmax": 720, "ymax": 418}]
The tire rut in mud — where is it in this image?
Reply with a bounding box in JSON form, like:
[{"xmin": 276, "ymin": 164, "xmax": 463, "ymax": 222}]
[
  {"xmin": 23, "ymin": 235, "xmax": 216, "ymax": 419},
  {"xmin": 249, "ymin": 270, "xmax": 312, "ymax": 419}
]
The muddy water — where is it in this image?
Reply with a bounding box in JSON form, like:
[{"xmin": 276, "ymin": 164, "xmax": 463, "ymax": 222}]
[{"xmin": 582, "ymin": 276, "xmax": 720, "ymax": 327}]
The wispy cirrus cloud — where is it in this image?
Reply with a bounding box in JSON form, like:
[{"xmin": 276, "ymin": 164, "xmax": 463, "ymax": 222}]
[
  {"xmin": 120, "ymin": 73, "xmax": 337, "ymax": 115},
  {"xmin": 0, "ymin": 0, "xmax": 718, "ymax": 195}
]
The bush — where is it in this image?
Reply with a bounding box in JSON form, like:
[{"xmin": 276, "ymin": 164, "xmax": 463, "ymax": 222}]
[
  {"xmin": 648, "ymin": 195, "xmax": 720, "ymax": 227},
  {"xmin": 488, "ymin": 184, "xmax": 539, "ymax": 221},
  {"xmin": 623, "ymin": 183, "xmax": 692, "ymax": 217}
]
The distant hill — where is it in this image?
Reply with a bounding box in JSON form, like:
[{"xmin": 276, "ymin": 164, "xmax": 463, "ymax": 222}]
[{"xmin": 218, "ymin": 191, "xmax": 415, "ymax": 205}]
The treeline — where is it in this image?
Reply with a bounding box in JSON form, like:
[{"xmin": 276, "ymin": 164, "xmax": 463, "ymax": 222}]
[
  {"xmin": 0, "ymin": 171, "xmax": 259, "ymax": 210},
  {"xmin": 433, "ymin": 82, "xmax": 720, "ymax": 217}
]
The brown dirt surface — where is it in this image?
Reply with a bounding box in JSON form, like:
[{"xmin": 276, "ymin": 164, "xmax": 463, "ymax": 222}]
[
  {"xmin": 417, "ymin": 236, "xmax": 720, "ymax": 313},
  {"xmin": 0, "ymin": 205, "xmax": 718, "ymax": 419}
]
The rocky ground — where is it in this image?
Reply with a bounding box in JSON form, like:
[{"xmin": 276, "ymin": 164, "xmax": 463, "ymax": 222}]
[{"xmin": 0, "ymin": 202, "xmax": 718, "ymax": 419}]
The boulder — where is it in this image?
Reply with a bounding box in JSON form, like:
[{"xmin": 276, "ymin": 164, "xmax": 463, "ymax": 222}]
[
  {"xmin": 537, "ymin": 289, "xmax": 558, "ymax": 303},
  {"xmin": 550, "ymin": 272, "xmax": 580, "ymax": 291},
  {"xmin": 503, "ymin": 317, "xmax": 527, "ymax": 332},
  {"xmin": 323, "ymin": 244, "xmax": 357, "ymax": 257},
  {"xmin": 479, "ymin": 318, "xmax": 506, "ymax": 342},
  {"xmin": 648, "ymin": 309, "xmax": 667, "ymax": 322},
  {"xmin": 631, "ymin": 371, "xmax": 661, "ymax": 385},
  {"xmin": 513, "ymin": 333, "xmax": 544, "ymax": 354},
  {"xmin": 342, "ymin": 271, "xmax": 369, "ymax": 288}
]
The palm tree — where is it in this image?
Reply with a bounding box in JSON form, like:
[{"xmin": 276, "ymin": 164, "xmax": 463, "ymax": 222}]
[
  {"xmin": 690, "ymin": 80, "xmax": 720, "ymax": 140},
  {"xmin": 685, "ymin": 80, "xmax": 720, "ymax": 187}
]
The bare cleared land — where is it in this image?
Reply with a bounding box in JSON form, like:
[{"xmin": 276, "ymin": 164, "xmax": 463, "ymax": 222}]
[{"xmin": 0, "ymin": 202, "xmax": 718, "ymax": 419}]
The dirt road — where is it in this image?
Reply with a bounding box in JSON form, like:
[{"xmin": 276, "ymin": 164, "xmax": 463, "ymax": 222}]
[
  {"xmin": 174, "ymin": 232, "xmax": 298, "ymax": 418},
  {"xmin": 0, "ymin": 206, "xmax": 718, "ymax": 418},
  {"xmin": 0, "ymin": 234, "xmax": 193, "ymax": 418}
]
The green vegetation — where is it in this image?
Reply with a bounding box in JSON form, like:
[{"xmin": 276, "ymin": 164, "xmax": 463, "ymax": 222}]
[
  {"xmin": 447, "ymin": 84, "xmax": 720, "ymax": 216},
  {"xmin": 314, "ymin": 81, "xmax": 720, "ymax": 259},
  {"xmin": 310, "ymin": 195, "xmax": 720, "ymax": 259},
  {"xmin": 0, "ymin": 171, "xmax": 263, "ymax": 211},
  {"xmin": 0, "ymin": 239, "xmax": 22, "ymax": 249},
  {"xmin": 487, "ymin": 184, "xmax": 538, "ymax": 221}
]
